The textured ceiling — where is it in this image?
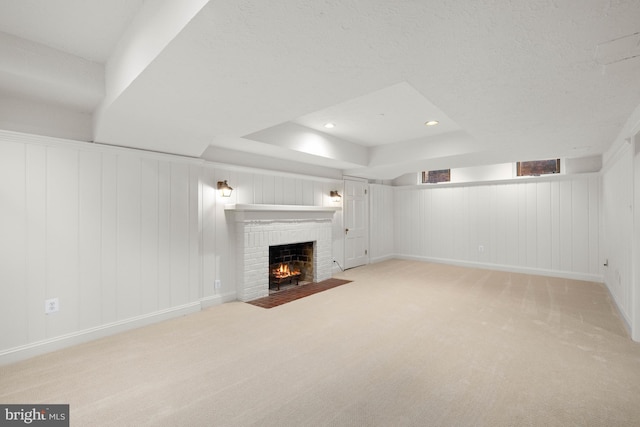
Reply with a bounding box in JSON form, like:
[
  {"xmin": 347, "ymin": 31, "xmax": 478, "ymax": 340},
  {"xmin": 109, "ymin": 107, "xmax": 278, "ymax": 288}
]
[{"xmin": 1, "ymin": 0, "xmax": 640, "ymax": 180}]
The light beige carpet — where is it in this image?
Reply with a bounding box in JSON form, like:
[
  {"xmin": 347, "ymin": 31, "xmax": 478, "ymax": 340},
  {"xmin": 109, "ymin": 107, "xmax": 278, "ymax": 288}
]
[{"xmin": 2, "ymin": 259, "xmax": 640, "ymax": 426}]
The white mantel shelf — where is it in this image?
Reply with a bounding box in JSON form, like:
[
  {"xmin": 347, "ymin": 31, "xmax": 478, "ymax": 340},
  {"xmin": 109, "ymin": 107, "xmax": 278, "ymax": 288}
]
[
  {"xmin": 224, "ymin": 204, "xmax": 339, "ymax": 223},
  {"xmin": 224, "ymin": 204, "xmax": 340, "ymax": 212}
]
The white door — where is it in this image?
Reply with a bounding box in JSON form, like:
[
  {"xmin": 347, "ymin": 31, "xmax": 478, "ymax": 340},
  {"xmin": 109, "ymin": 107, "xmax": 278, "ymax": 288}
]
[{"xmin": 344, "ymin": 178, "xmax": 369, "ymax": 269}]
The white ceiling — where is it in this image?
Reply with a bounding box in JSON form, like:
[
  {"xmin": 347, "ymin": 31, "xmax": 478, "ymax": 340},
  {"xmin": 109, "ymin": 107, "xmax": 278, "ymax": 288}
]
[{"xmin": 1, "ymin": 0, "xmax": 640, "ymax": 180}]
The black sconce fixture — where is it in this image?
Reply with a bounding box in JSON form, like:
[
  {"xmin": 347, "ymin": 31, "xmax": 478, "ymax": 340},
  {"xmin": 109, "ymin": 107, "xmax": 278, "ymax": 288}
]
[{"xmin": 217, "ymin": 180, "xmax": 233, "ymax": 197}]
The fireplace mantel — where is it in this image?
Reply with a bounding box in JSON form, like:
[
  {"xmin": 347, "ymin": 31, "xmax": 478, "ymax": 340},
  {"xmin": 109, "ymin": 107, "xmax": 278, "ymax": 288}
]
[
  {"xmin": 224, "ymin": 204, "xmax": 339, "ymax": 212},
  {"xmin": 225, "ymin": 204, "xmax": 339, "ymax": 222}
]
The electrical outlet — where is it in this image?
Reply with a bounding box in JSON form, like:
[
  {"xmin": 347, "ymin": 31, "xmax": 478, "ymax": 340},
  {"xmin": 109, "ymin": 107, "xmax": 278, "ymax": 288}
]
[
  {"xmin": 45, "ymin": 298, "xmax": 59, "ymax": 314},
  {"xmin": 214, "ymin": 280, "xmax": 221, "ymax": 289},
  {"xmin": 478, "ymin": 245, "xmax": 485, "ymax": 253}
]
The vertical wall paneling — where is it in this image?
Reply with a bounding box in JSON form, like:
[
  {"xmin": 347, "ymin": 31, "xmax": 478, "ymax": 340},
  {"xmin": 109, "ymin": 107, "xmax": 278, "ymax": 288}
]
[
  {"xmin": 394, "ymin": 190, "xmax": 405, "ymax": 255},
  {"xmin": 236, "ymin": 172, "xmax": 253, "ymax": 205},
  {"xmin": 116, "ymin": 155, "xmax": 142, "ymax": 320},
  {"xmin": 273, "ymin": 175, "xmax": 283, "ymax": 204},
  {"xmin": 477, "ymin": 186, "xmax": 492, "ymax": 263},
  {"xmin": 157, "ymin": 161, "xmax": 172, "ymax": 310},
  {"xmin": 315, "ymin": 182, "xmax": 325, "ymax": 207},
  {"xmin": 262, "ymin": 175, "xmax": 275, "ymax": 204},
  {"xmin": 409, "ymin": 190, "xmax": 422, "ymax": 254},
  {"xmin": 101, "ymin": 152, "xmax": 118, "ymax": 324},
  {"xmin": 394, "ymin": 175, "xmax": 601, "ymax": 281},
  {"xmin": 0, "ymin": 142, "xmax": 27, "ymax": 348},
  {"xmin": 423, "ymin": 189, "xmax": 432, "ymax": 257},
  {"xmin": 442, "ymin": 187, "xmax": 455, "ymax": 259},
  {"xmin": 525, "ymin": 183, "xmax": 538, "ymax": 268},
  {"xmin": 169, "ymin": 163, "xmax": 190, "ymax": 306},
  {"xmin": 493, "ymin": 185, "xmax": 507, "ymax": 265},
  {"xmin": 78, "ymin": 150, "xmax": 103, "ymax": 329},
  {"xmin": 201, "ymin": 168, "xmax": 216, "ymax": 297},
  {"xmin": 253, "ymin": 174, "xmax": 264, "ymax": 204},
  {"xmin": 504, "ymin": 184, "xmax": 519, "ymax": 267},
  {"xmin": 140, "ymin": 158, "xmax": 160, "ymax": 315},
  {"xmin": 602, "ymin": 144, "xmax": 633, "ymax": 325},
  {"xmin": 550, "ymin": 181, "xmax": 561, "ymax": 271},
  {"xmin": 536, "ymin": 181, "xmax": 552, "ymax": 270},
  {"xmin": 418, "ymin": 187, "xmax": 426, "ymax": 256},
  {"xmin": 467, "ymin": 186, "xmax": 479, "ymax": 262},
  {"xmin": 571, "ymin": 179, "xmax": 590, "ymax": 273},
  {"xmin": 302, "ymin": 180, "xmax": 314, "ymax": 206},
  {"xmin": 558, "ymin": 180, "xmax": 573, "ymax": 272},
  {"xmin": 189, "ymin": 165, "xmax": 200, "ymax": 302},
  {"xmin": 282, "ymin": 177, "xmax": 295, "ymax": 205},
  {"xmin": 46, "ymin": 146, "xmax": 80, "ymax": 337},
  {"xmin": 488, "ymin": 186, "xmax": 498, "ymax": 264},
  {"xmin": 633, "ymin": 134, "xmax": 640, "ymax": 341},
  {"xmin": 588, "ymin": 175, "xmax": 600, "ymax": 276},
  {"xmin": 294, "ymin": 179, "xmax": 303, "ymax": 204},
  {"xmin": 26, "ymin": 144, "xmax": 46, "ymax": 343},
  {"xmin": 429, "ymin": 189, "xmax": 440, "ymax": 258},
  {"xmin": 517, "ymin": 183, "xmax": 527, "ymax": 266}
]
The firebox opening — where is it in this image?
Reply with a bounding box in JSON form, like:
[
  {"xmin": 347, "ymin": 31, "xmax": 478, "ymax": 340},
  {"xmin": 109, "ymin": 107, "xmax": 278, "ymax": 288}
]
[{"xmin": 269, "ymin": 241, "xmax": 315, "ymax": 293}]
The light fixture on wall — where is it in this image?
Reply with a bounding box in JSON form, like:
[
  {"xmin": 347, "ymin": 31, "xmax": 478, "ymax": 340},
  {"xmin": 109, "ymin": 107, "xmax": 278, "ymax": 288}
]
[
  {"xmin": 330, "ymin": 190, "xmax": 342, "ymax": 202},
  {"xmin": 217, "ymin": 180, "xmax": 233, "ymax": 197}
]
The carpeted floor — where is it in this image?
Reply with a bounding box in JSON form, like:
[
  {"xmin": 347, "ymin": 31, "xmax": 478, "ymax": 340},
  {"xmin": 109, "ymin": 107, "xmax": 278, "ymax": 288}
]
[
  {"xmin": 1, "ymin": 259, "xmax": 640, "ymax": 426},
  {"xmin": 247, "ymin": 278, "xmax": 352, "ymax": 308}
]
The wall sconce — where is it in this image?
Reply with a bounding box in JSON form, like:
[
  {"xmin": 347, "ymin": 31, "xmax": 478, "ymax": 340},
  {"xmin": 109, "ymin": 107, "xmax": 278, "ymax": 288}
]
[
  {"xmin": 217, "ymin": 180, "xmax": 233, "ymax": 197},
  {"xmin": 330, "ymin": 190, "xmax": 342, "ymax": 202}
]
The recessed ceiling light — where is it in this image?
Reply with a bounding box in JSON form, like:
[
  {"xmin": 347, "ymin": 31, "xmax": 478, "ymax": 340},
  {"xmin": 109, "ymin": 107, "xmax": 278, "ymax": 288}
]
[
  {"xmin": 424, "ymin": 120, "xmax": 439, "ymax": 126},
  {"xmin": 323, "ymin": 122, "xmax": 336, "ymax": 129}
]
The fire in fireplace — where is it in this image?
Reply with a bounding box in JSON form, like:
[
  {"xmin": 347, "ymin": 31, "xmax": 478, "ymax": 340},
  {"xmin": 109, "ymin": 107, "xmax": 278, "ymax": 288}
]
[{"xmin": 269, "ymin": 241, "xmax": 314, "ymax": 291}]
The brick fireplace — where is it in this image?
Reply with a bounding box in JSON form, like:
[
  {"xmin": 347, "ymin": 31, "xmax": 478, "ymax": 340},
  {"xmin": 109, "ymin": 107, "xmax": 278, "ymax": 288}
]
[{"xmin": 224, "ymin": 204, "xmax": 337, "ymax": 301}]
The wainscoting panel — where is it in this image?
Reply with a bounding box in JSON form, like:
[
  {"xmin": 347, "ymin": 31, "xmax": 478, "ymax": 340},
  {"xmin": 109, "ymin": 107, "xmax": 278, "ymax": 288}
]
[
  {"xmin": 394, "ymin": 175, "xmax": 601, "ymax": 281},
  {"xmin": 116, "ymin": 154, "xmax": 142, "ymax": 321},
  {"xmin": 602, "ymin": 143, "xmax": 633, "ymax": 327},
  {"xmin": 47, "ymin": 146, "xmax": 80, "ymax": 339},
  {"xmin": 0, "ymin": 134, "xmax": 203, "ymax": 361},
  {"xmin": 78, "ymin": 150, "xmax": 103, "ymax": 330},
  {"xmin": 0, "ymin": 141, "xmax": 28, "ymax": 350},
  {"xmin": 368, "ymin": 184, "xmax": 394, "ymax": 262},
  {"xmin": 26, "ymin": 145, "xmax": 47, "ymax": 344},
  {"xmin": 140, "ymin": 158, "xmax": 161, "ymax": 316}
]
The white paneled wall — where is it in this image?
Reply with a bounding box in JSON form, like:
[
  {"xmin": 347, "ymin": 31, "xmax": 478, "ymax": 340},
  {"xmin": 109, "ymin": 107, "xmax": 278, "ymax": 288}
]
[
  {"xmin": 602, "ymin": 142, "xmax": 634, "ymax": 329},
  {"xmin": 0, "ymin": 136, "xmax": 203, "ymax": 361},
  {"xmin": 0, "ymin": 132, "xmax": 345, "ymax": 362},
  {"xmin": 392, "ymin": 175, "xmax": 601, "ymax": 281},
  {"xmin": 369, "ymin": 184, "xmax": 394, "ymax": 262}
]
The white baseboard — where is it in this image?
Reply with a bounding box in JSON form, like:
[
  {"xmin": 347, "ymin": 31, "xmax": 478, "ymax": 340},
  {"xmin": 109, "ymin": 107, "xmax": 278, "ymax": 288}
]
[
  {"xmin": 0, "ymin": 302, "xmax": 203, "ymax": 366},
  {"xmin": 394, "ymin": 254, "xmax": 604, "ymax": 283},
  {"xmin": 200, "ymin": 292, "xmax": 237, "ymax": 309},
  {"xmin": 602, "ymin": 280, "xmax": 633, "ymax": 338},
  {"xmin": 370, "ymin": 254, "xmax": 395, "ymax": 264}
]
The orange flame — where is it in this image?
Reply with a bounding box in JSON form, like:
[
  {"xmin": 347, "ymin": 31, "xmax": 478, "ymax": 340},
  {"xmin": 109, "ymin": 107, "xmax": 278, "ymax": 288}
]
[{"xmin": 272, "ymin": 263, "xmax": 301, "ymax": 279}]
